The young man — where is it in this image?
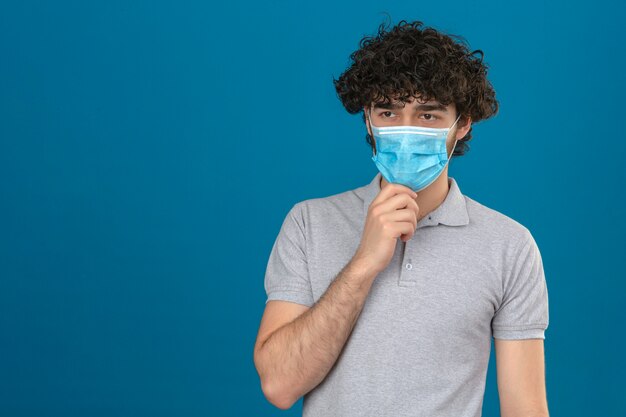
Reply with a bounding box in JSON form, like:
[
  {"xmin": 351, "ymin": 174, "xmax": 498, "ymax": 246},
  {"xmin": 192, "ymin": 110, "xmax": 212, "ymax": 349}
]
[{"xmin": 253, "ymin": 20, "xmax": 550, "ymax": 417}]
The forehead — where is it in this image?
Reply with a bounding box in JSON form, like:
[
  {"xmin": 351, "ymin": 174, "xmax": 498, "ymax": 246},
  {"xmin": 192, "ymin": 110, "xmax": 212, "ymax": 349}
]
[{"xmin": 371, "ymin": 97, "xmax": 450, "ymax": 113}]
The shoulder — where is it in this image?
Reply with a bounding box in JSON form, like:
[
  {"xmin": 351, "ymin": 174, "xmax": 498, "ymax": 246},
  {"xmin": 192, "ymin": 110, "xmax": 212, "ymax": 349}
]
[
  {"xmin": 464, "ymin": 195, "xmax": 534, "ymax": 248},
  {"xmin": 288, "ymin": 184, "xmax": 366, "ymax": 231},
  {"xmin": 293, "ymin": 186, "xmax": 364, "ymax": 218}
]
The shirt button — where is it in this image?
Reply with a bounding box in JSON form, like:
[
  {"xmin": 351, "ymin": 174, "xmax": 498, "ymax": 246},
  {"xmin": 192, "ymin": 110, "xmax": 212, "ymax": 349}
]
[{"xmin": 405, "ymin": 263, "xmax": 413, "ymax": 270}]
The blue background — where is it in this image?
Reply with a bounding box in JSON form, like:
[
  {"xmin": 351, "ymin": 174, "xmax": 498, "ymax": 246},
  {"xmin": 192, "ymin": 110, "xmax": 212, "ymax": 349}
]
[{"xmin": 1, "ymin": 1, "xmax": 624, "ymax": 416}]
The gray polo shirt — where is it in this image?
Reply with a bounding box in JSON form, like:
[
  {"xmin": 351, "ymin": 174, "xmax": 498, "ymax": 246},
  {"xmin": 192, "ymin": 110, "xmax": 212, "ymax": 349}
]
[{"xmin": 263, "ymin": 172, "xmax": 549, "ymax": 417}]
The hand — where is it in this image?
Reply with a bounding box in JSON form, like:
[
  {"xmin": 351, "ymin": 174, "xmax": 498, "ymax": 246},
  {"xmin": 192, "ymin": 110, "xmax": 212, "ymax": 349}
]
[{"xmin": 353, "ymin": 183, "xmax": 420, "ymax": 275}]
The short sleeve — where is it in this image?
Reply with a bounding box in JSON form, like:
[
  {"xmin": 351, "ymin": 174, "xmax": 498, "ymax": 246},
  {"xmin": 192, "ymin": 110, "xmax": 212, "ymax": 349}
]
[
  {"xmin": 492, "ymin": 229, "xmax": 550, "ymax": 340},
  {"xmin": 263, "ymin": 203, "xmax": 314, "ymax": 307}
]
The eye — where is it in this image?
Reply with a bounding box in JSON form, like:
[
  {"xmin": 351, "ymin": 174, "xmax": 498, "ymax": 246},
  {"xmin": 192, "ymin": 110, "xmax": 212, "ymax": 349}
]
[
  {"xmin": 379, "ymin": 111, "xmax": 395, "ymax": 118},
  {"xmin": 421, "ymin": 113, "xmax": 439, "ymax": 121}
]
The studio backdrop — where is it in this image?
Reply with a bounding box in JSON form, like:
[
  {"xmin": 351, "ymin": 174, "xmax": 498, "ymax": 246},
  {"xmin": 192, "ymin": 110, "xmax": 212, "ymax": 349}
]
[{"xmin": 1, "ymin": 1, "xmax": 624, "ymax": 416}]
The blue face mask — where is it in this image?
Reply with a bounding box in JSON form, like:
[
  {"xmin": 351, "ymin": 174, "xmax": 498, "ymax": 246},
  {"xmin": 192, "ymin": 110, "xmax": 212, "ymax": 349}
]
[{"xmin": 368, "ymin": 109, "xmax": 462, "ymax": 192}]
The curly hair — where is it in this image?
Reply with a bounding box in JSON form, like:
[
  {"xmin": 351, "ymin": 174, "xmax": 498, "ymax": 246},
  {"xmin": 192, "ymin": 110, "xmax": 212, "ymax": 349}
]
[{"xmin": 333, "ymin": 19, "xmax": 499, "ymax": 157}]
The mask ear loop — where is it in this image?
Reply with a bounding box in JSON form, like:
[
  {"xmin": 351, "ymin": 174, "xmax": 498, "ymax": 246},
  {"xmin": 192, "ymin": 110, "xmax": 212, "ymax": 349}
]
[
  {"xmin": 368, "ymin": 107, "xmax": 377, "ymax": 157},
  {"xmin": 446, "ymin": 113, "xmax": 463, "ymax": 163}
]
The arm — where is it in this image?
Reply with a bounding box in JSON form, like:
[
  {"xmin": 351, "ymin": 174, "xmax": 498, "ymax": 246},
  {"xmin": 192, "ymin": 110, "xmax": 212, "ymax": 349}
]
[
  {"xmin": 254, "ymin": 257, "xmax": 378, "ymax": 410},
  {"xmin": 495, "ymin": 338, "xmax": 550, "ymax": 417},
  {"xmin": 255, "ymin": 183, "xmax": 419, "ymax": 409}
]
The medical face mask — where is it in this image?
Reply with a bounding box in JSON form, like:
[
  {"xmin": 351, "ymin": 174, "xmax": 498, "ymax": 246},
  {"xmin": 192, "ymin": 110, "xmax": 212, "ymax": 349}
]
[{"xmin": 368, "ymin": 109, "xmax": 462, "ymax": 192}]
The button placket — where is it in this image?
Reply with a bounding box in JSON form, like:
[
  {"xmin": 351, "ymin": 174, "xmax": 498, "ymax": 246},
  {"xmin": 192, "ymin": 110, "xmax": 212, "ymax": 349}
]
[{"xmin": 399, "ymin": 239, "xmax": 417, "ymax": 286}]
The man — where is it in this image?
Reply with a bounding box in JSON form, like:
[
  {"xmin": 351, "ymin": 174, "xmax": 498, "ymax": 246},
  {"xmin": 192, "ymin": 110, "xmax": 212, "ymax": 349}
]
[{"xmin": 253, "ymin": 20, "xmax": 550, "ymax": 417}]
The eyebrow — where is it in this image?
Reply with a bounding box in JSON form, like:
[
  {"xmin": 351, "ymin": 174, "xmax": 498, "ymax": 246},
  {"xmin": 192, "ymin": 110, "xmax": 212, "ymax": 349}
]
[{"xmin": 373, "ymin": 102, "xmax": 449, "ymax": 113}]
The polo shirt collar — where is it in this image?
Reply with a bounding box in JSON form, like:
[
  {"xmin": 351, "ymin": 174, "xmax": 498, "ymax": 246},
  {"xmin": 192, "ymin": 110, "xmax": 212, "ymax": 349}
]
[{"xmin": 357, "ymin": 172, "xmax": 470, "ymax": 228}]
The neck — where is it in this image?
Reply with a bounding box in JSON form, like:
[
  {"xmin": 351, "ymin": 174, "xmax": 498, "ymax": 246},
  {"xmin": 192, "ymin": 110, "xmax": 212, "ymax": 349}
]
[{"xmin": 379, "ymin": 167, "xmax": 451, "ymax": 222}]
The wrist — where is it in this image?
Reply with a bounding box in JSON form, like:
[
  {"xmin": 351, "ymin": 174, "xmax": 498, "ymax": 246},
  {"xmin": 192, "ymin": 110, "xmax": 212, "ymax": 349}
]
[{"xmin": 347, "ymin": 255, "xmax": 380, "ymax": 283}]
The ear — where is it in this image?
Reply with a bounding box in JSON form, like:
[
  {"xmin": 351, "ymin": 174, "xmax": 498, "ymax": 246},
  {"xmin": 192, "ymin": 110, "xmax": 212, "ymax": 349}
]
[
  {"xmin": 363, "ymin": 106, "xmax": 376, "ymax": 156},
  {"xmin": 454, "ymin": 115, "xmax": 472, "ymax": 140},
  {"xmin": 364, "ymin": 106, "xmax": 373, "ymax": 137}
]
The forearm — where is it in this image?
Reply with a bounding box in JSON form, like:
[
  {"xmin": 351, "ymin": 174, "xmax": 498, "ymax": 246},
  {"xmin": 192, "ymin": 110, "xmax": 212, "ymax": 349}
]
[{"xmin": 256, "ymin": 258, "xmax": 378, "ymax": 408}]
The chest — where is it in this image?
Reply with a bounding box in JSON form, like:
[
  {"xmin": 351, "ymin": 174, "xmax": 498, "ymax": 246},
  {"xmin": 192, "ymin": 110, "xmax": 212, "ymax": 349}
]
[{"xmin": 306, "ymin": 222, "xmax": 501, "ymax": 341}]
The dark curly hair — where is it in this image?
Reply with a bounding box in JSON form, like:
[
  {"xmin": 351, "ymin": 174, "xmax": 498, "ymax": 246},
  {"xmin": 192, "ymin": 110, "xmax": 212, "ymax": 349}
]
[{"xmin": 333, "ymin": 19, "xmax": 499, "ymax": 157}]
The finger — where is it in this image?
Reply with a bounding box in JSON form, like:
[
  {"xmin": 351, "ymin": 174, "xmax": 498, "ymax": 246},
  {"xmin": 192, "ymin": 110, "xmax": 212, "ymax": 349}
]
[
  {"xmin": 387, "ymin": 222, "xmax": 416, "ymax": 239},
  {"xmin": 372, "ymin": 182, "xmax": 417, "ymax": 207},
  {"xmin": 381, "ymin": 208, "xmax": 417, "ymax": 228},
  {"xmin": 376, "ymin": 192, "xmax": 417, "ymax": 214},
  {"xmin": 408, "ymin": 198, "xmax": 420, "ymax": 221}
]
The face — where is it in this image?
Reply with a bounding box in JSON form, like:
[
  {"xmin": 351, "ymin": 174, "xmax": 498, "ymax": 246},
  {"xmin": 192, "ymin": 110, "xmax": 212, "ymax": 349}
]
[{"xmin": 364, "ymin": 96, "xmax": 470, "ymax": 156}]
